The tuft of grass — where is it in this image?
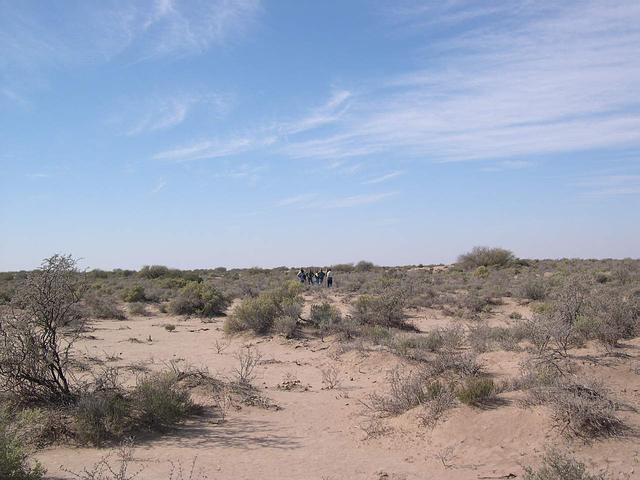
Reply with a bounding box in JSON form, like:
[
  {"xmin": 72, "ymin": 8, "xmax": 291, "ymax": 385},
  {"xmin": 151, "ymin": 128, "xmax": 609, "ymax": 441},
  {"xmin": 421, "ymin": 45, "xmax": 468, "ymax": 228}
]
[
  {"xmin": 523, "ymin": 449, "xmax": 608, "ymax": 480},
  {"xmin": 456, "ymin": 377, "xmax": 495, "ymax": 406}
]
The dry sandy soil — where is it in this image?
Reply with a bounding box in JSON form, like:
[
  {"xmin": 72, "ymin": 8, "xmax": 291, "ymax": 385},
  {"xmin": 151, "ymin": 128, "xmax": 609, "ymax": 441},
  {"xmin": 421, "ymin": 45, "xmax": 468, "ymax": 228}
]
[{"xmin": 37, "ymin": 294, "xmax": 640, "ymax": 480}]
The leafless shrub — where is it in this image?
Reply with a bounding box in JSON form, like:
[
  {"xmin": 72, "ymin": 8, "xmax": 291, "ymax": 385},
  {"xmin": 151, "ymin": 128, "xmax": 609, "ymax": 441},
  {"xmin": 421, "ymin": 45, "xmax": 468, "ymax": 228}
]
[
  {"xmin": 233, "ymin": 347, "xmax": 262, "ymax": 384},
  {"xmin": 61, "ymin": 440, "xmax": 143, "ymax": 480},
  {"xmin": 320, "ymin": 364, "xmax": 341, "ymax": 390},
  {"xmin": 367, "ymin": 367, "xmax": 430, "ymax": 416},
  {"xmin": 214, "ymin": 339, "xmax": 230, "ymax": 354},
  {"xmin": 427, "ymin": 351, "xmax": 483, "ymax": 378},
  {"xmin": 417, "ymin": 383, "xmax": 456, "ymax": 428},
  {"xmin": 359, "ymin": 418, "xmax": 392, "ymax": 439},
  {"xmin": 0, "ymin": 254, "xmax": 86, "ymax": 404},
  {"xmin": 528, "ymin": 379, "xmax": 625, "ymax": 438}
]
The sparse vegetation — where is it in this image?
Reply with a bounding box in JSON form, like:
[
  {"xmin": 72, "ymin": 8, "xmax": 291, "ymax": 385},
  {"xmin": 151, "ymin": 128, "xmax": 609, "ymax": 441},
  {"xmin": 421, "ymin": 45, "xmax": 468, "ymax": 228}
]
[{"xmin": 523, "ymin": 449, "xmax": 608, "ymax": 480}]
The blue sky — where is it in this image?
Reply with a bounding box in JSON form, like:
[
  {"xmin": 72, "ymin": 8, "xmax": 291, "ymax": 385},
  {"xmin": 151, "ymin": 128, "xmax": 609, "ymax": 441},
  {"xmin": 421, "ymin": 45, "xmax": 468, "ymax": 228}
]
[{"xmin": 1, "ymin": 0, "xmax": 639, "ymax": 270}]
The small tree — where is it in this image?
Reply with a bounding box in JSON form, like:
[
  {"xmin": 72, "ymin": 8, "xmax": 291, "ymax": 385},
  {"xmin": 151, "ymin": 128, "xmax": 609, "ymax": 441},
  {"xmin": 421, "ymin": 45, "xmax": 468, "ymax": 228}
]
[{"xmin": 0, "ymin": 254, "xmax": 86, "ymax": 403}]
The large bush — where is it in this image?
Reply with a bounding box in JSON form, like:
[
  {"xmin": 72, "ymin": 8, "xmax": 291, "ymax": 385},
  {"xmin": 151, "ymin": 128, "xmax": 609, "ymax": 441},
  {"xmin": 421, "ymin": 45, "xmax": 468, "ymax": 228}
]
[
  {"xmin": 351, "ymin": 292, "xmax": 409, "ymax": 329},
  {"xmin": 169, "ymin": 282, "xmax": 229, "ymax": 317},
  {"xmin": 225, "ymin": 282, "xmax": 302, "ymax": 335},
  {"xmin": 0, "ymin": 255, "xmax": 85, "ymax": 404},
  {"xmin": 457, "ymin": 246, "xmax": 515, "ymax": 269}
]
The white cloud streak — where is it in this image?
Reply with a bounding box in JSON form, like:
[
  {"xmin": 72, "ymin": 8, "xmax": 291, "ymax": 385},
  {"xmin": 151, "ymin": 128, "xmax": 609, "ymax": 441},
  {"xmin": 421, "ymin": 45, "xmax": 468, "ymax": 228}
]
[
  {"xmin": 283, "ymin": 1, "xmax": 640, "ymax": 162},
  {"xmin": 362, "ymin": 171, "xmax": 405, "ymax": 185}
]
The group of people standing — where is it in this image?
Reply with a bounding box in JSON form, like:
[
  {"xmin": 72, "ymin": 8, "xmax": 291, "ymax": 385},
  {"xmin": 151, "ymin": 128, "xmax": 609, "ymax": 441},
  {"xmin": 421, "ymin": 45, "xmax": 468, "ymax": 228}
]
[{"xmin": 297, "ymin": 268, "xmax": 333, "ymax": 287}]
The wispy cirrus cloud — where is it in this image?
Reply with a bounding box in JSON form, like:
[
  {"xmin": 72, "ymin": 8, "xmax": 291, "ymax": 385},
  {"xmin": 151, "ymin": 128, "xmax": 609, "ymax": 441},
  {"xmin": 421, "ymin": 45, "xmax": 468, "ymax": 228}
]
[
  {"xmin": 282, "ymin": 1, "xmax": 640, "ymax": 163},
  {"xmin": 152, "ymin": 89, "xmax": 350, "ymax": 161},
  {"xmin": 119, "ymin": 92, "xmax": 231, "ymax": 136},
  {"xmin": 0, "ymin": 1, "xmax": 261, "ymax": 98},
  {"xmin": 574, "ymin": 174, "xmax": 640, "ymax": 196},
  {"xmin": 276, "ymin": 191, "xmax": 397, "ymax": 209},
  {"xmin": 362, "ymin": 170, "xmax": 405, "ymax": 185}
]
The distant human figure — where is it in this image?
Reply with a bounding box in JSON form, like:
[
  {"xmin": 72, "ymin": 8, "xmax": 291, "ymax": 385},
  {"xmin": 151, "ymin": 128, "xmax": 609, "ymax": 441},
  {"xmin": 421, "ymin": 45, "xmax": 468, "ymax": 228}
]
[
  {"xmin": 326, "ymin": 269, "xmax": 333, "ymax": 287},
  {"xmin": 308, "ymin": 271, "xmax": 315, "ymax": 285},
  {"xmin": 317, "ymin": 269, "xmax": 325, "ymax": 285},
  {"xmin": 297, "ymin": 268, "xmax": 306, "ymax": 283}
]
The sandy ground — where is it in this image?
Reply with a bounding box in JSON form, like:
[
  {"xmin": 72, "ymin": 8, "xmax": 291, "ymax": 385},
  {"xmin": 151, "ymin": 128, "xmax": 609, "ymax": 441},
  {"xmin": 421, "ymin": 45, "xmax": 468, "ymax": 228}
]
[{"xmin": 37, "ymin": 295, "xmax": 640, "ymax": 480}]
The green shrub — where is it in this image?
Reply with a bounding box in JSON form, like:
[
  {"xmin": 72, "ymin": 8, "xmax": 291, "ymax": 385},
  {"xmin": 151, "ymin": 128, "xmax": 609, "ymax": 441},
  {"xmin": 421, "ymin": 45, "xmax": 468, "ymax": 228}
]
[
  {"xmin": 0, "ymin": 408, "xmax": 44, "ymax": 480},
  {"xmin": 457, "ymin": 246, "xmax": 515, "ymax": 269},
  {"xmin": 456, "ymin": 377, "xmax": 495, "ymax": 405},
  {"xmin": 132, "ymin": 372, "xmax": 193, "ymax": 431},
  {"xmin": 138, "ymin": 265, "xmax": 170, "ymax": 279},
  {"xmin": 75, "ymin": 392, "xmax": 129, "ymax": 446},
  {"xmin": 122, "ymin": 285, "xmax": 146, "ymax": 303},
  {"xmin": 128, "ymin": 302, "xmax": 149, "ymax": 316},
  {"xmin": 225, "ymin": 282, "xmax": 302, "ymax": 335},
  {"xmin": 355, "ymin": 260, "xmax": 375, "ymax": 272},
  {"xmin": 169, "ymin": 282, "xmax": 229, "ymax": 317},
  {"xmin": 523, "ymin": 449, "xmax": 607, "ymax": 480}
]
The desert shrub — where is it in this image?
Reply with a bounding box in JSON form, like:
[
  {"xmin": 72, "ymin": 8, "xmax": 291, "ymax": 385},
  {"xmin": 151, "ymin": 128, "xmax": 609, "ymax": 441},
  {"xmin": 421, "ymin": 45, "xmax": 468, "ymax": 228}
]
[
  {"xmin": 169, "ymin": 282, "xmax": 229, "ymax": 318},
  {"xmin": 428, "ymin": 351, "xmax": 483, "ymax": 378},
  {"xmin": 588, "ymin": 293, "xmax": 639, "ymax": 348},
  {"xmin": 473, "ymin": 266, "xmax": 490, "ymax": 278},
  {"xmin": 463, "ymin": 293, "xmax": 493, "ymax": 314},
  {"xmin": 457, "ymin": 246, "xmax": 514, "ymax": 270},
  {"xmin": 368, "ymin": 367, "xmax": 430, "ymax": 415},
  {"xmin": 351, "ymin": 292, "xmax": 409, "ymax": 329},
  {"xmin": 234, "ymin": 347, "xmax": 262, "ymax": 384},
  {"xmin": 355, "ymin": 260, "xmax": 375, "ymax": 272},
  {"xmin": 528, "ymin": 380, "xmax": 624, "ymax": 438},
  {"xmin": 128, "ymin": 302, "xmax": 149, "ymax": 316},
  {"xmin": 273, "ymin": 315, "xmax": 299, "ymax": 338},
  {"xmin": 122, "ymin": 285, "xmax": 146, "ymax": 303},
  {"xmin": 85, "ymin": 294, "xmax": 126, "ymax": 320},
  {"xmin": 456, "ymin": 377, "xmax": 495, "ymax": 405},
  {"xmin": 417, "ymin": 382, "xmax": 456, "ymax": 428},
  {"xmin": 138, "ymin": 265, "xmax": 171, "ymax": 279},
  {"xmin": 0, "ymin": 407, "xmax": 45, "ymax": 480},
  {"xmin": 521, "ymin": 278, "xmax": 548, "ymax": 300},
  {"xmin": 75, "ymin": 391, "xmax": 130, "ymax": 446},
  {"xmin": 225, "ymin": 282, "xmax": 302, "ymax": 335},
  {"xmin": 132, "ymin": 372, "xmax": 193, "ymax": 431},
  {"xmin": 523, "ymin": 449, "xmax": 608, "ymax": 480},
  {"xmin": 0, "ymin": 254, "xmax": 85, "ymax": 404}
]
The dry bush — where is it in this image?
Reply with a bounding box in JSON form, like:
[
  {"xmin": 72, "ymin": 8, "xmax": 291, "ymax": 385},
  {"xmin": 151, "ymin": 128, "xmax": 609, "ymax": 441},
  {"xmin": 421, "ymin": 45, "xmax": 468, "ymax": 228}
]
[
  {"xmin": 74, "ymin": 391, "xmax": 129, "ymax": 447},
  {"xmin": 0, "ymin": 254, "xmax": 85, "ymax": 404},
  {"xmin": 457, "ymin": 246, "xmax": 514, "ymax": 270},
  {"xmin": 128, "ymin": 303, "xmax": 149, "ymax": 317},
  {"xmin": 368, "ymin": 367, "xmax": 430, "ymax": 415},
  {"xmin": 587, "ymin": 292, "xmax": 639, "ymax": 348},
  {"xmin": 233, "ymin": 347, "xmax": 262, "ymax": 384},
  {"xmin": 523, "ymin": 449, "xmax": 608, "ymax": 480},
  {"xmin": 85, "ymin": 294, "xmax": 126, "ymax": 320},
  {"xmin": 320, "ymin": 364, "xmax": 340, "ymax": 389},
  {"xmin": 132, "ymin": 372, "xmax": 194, "ymax": 431},
  {"xmin": 427, "ymin": 351, "xmax": 483, "ymax": 378},
  {"xmin": 417, "ymin": 382, "xmax": 456, "ymax": 428},
  {"xmin": 169, "ymin": 282, "xmax": 229, "ymax": 318},
  {"xmin": 528, "ymin": 379, "xmax": 625, "ymax": 438},
  {"xmin": 520, "ymin": 277, "xmax": 548, "ymax": 300},
  {"xmin": 62, "ymin": 440, "xmax": 207, "ymax": 480},
  {"xmin": 351, "ymin": 292, "xmax": 410, "ymax": 329}
]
